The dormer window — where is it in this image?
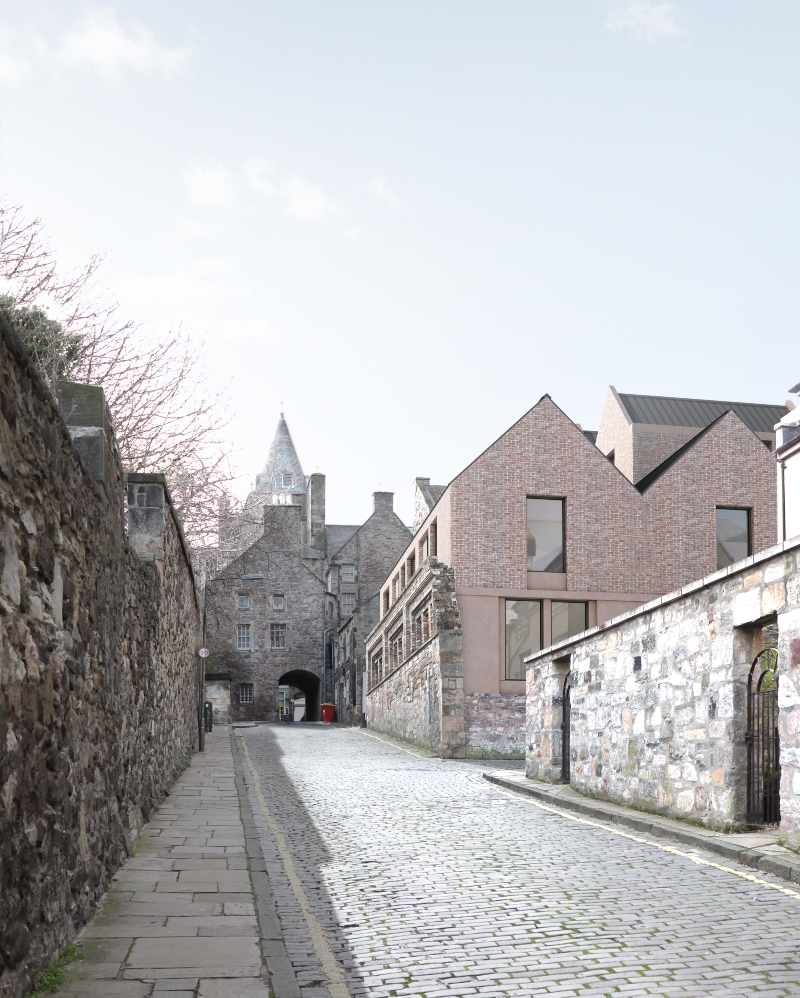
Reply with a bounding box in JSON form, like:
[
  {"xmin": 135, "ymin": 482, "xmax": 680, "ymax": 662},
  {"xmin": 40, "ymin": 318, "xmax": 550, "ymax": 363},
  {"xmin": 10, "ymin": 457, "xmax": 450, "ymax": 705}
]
[{"xmin": 282, "ymin": 473, "xmax": 293, "ymax": 488}]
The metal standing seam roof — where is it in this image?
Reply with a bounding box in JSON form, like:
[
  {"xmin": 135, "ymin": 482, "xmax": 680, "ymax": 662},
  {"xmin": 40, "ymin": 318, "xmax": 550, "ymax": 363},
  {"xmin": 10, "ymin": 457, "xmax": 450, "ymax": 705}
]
[{"xmin": 619, "ymin": 393, "xmax": 787, "ymax": 435}]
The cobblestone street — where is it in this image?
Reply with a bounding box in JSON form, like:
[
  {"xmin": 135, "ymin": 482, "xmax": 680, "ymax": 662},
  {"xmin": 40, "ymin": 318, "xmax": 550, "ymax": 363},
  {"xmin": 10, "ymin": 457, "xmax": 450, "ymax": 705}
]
[{"xmin": 237, "ymin": 724, "xmax": 800, "ymax": 998}]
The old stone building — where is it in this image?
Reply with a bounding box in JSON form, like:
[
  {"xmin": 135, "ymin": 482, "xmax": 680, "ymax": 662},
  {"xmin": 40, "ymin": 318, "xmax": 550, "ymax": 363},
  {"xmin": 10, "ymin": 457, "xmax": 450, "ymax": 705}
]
[
  {"xmin": 202, "ymin": 416, "xmax": 410, "ymax": 722},
  {"xmin": 365, "ymin": 388, "xmax": 786, "ymax": 757}
]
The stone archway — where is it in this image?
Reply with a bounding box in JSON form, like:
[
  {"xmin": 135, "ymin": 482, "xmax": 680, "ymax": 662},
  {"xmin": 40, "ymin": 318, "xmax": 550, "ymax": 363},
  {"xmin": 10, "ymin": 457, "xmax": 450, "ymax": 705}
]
[{"xmin": 279, "ymin": 670, "xmax": 321, "ymax": 722}]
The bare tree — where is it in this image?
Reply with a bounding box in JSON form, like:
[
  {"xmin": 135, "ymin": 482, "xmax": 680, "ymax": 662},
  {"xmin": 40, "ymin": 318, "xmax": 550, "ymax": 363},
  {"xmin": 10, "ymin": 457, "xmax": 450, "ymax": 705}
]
[{"xmin": 0, "ymin": 199, "xmax": 235, "ymax": 546}]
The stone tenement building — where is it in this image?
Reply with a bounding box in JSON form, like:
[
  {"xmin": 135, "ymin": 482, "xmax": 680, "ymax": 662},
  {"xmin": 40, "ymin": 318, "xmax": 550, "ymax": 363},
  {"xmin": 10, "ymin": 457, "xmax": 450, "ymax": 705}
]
[
  {"xmin": 0, "ymin": 319, "xmax": 200, "ymax": 998},
  {"xmin": 202, "ymin": 416, "xmax": 410, "ymax": 722},
  {"xmin": 365, "ymin": 387, "xmax": 786, "ymax": 757}
]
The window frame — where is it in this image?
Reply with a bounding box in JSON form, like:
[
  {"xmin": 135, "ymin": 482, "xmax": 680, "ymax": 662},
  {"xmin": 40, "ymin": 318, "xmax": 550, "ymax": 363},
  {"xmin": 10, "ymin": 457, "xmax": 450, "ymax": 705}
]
[
  {"xmin": 239, "ymin": 682, "xmax": 254, "ymax": 704},
  {"xmin": 504, "ymin": 599, "xmax": 542, "ymax": 681},
  {"xmin": 341, "ymin": 593, "xmax": 356, "ymax": 617},
  {"xmin": 340, "ymin": 564, "xmax": 356, "ymax": 583},
  {"xmin": 269, "ymin": 622, "xmax": 287, "ymax": 649},
  {"xmin": 715, "ymin": 506, "xmax": 752, "ymax": 569},
  {"xmin": 272, "ymin": 594, "xmax": 285, "ymax": 611},
  {"xmin": 282, "ymin": 472, "xmax": 293, "ymax": 488},
  {"xmin": 550, "ymin": 600, "xmax": 588, "ymax": 645},
  {"xmin": 236, "ymin": 623, "xmax": 252, "ymax": 651},
  {"xmin": 526, "ymin": 496, "xmax": 566, "ymax": 574},
  {"xmin": 237, "ymin": 594, "xmax": 251, "ymax": 610}
]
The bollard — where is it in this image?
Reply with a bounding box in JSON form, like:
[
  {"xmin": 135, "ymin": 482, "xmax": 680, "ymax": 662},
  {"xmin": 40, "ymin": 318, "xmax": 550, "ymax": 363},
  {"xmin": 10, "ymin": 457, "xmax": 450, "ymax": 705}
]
[{"xmin": 204, "ymin": 700, "xmax": 213, "ymax": 733}]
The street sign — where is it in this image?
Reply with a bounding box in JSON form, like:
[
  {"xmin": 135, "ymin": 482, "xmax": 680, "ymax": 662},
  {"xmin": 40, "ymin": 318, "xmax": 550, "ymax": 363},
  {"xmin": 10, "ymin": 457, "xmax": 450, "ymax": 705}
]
[{"xmin": 199, "ymin": 648, "xmax": 210, "ymax": 658}]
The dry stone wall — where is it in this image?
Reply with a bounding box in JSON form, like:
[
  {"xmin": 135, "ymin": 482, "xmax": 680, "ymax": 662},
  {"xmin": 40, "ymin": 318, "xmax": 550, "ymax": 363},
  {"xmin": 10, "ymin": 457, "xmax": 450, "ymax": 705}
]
[{"xmin": 0, "ymin": 320, "xmax": 200, "ymax": 998}]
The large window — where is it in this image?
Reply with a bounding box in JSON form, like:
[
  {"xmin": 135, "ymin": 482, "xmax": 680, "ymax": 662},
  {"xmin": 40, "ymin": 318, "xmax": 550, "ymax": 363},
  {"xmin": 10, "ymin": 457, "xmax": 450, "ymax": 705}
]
[
  {"xmin": 716, "ymin": 508, "xmax": 750, "ymax": 568},
  {"xmin": 236, "ymin": 624, "xmax": 251, "ymax": 650},
  {"xmin": 552, "ymin": 601, "xmax": 588, "ymax": 645},
  {"xmin": 341, "ymin": 565, "xmax": 356, "ymax": 583},
  {"xmin": 270, "ymin": 623, "xmax": 286, "ymax": 649},
  {"xmin": 527, "ymin": 498, "xmax": 565, "ymax": 573},
  {"xmin": 505, "ymin": 600, "xmax": 542, "ymax": 680},
  {"xmin": 341, "ymin": 593, "xmax": 356, "ymax": 616}
]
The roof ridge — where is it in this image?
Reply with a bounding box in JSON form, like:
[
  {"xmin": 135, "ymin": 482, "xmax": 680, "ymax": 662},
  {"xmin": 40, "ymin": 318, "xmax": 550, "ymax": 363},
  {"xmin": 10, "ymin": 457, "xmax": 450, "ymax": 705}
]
[{"xmin": 635, "ymin": 410, "xmax": 733, "ymax": 493}]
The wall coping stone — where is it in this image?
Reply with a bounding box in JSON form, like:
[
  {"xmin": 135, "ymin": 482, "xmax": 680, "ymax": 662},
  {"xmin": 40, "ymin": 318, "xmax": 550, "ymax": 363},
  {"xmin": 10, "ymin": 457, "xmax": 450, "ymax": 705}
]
[{"xmin": 525, "ymin": 534, "xmax": 800, "ymax": 666}]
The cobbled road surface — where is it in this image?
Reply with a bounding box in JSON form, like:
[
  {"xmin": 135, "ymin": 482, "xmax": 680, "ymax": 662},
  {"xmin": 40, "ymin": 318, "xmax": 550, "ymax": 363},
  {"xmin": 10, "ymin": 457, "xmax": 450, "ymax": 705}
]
[{"xmin": 237, "ymin": 724, "xmax": 800, "ymax": 998}]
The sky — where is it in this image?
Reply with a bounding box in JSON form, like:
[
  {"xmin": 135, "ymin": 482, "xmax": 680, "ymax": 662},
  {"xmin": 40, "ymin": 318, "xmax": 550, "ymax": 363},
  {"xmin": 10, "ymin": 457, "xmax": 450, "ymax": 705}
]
[{"xmin": 1, "ymin": 1, "xmax": 799, "ymax": 525}]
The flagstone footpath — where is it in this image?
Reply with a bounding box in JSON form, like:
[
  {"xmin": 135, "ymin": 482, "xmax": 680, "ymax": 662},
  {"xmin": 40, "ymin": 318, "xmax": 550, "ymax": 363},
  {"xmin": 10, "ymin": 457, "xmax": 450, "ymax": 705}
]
[{"xmin": 52, "ymin": 728, "xmax": 270, "ymax": 998}]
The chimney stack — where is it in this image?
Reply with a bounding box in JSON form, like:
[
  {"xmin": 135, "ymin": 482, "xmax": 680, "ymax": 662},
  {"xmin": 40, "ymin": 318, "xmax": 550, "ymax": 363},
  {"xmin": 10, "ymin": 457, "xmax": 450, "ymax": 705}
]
[{"xmin": 373, "ymin": 492, "xmax": 394, "ymax": 514}]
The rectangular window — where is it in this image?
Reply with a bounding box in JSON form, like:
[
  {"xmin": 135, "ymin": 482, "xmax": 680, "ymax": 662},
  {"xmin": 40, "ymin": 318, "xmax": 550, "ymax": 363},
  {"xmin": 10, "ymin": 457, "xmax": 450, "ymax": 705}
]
[
  {"xmin": 551, "ymin": 601, "xmax": 588, "ymax": 645},
  {"xmin": 400, "ymin": 566, "xmax": 406, "ymax": 589},
  {"xmin": 236, "ymin": 624, "xmax": 251, "ymax": 650},
  {"xmin": 237, "ymin": 594, "xmax": 251, "ymax": 610},
  {"xmin": 371, "ymin": 650, "xmax": 383, "ymax": 687},
  {"xmin": 341, "ymin": 593, "xmax": 356, "ymax": 616},
  {"xmin": 716, "ymin": 508, "xmax": 750, "ymax": 568},
  {"xmin": 390, "ymin": 628, "xmax": 404, "ymax": 667},
  {"xmin": 383, "ymin": 590, "xmax": 390, "ymax": 615},
  {"xmin": 408, "ymin": 553, "xmax": 415, "ymax": 578},
  {"xmin": 505, "ymin": 600, "xmax": 541, "ymax": 681},
  {"xmin": 270, "ymin": 623, "xmax": 286, "ymax": 649},
  {"xmin": 272, "ymin": 594, "xmax": 285, "ymax": 610},
  {"xmin": 526, "ymin": 498, "xmax": 565, "ymax": 573},
  {"xmin": 430, "ymin": 520, "xmax": 438, "ymax": 556},
  {"xmin": 341, "ymin": 565, "xmax": 355, "ymax": 583},
  {"xmin": 239, "ymin": 683, "xmax": 254, "ymax": 704},
  {"xmin": 282, "ymin": 473, "xmax": 293, "ymax": 488},
  {"xmin": 413, "ymin": 600, "xmax": 431, "ymax": 648},
  {"xmin": 420, "ymin": 533, "xmax": 429, "ymax": 561}
]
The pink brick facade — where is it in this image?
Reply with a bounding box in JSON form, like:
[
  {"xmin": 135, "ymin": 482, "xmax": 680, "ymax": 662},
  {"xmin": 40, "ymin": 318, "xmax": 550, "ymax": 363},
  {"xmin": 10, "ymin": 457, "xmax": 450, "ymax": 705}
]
[{"xmin": 366, "ymin": 391, "xmax": 779, "ymax": 757}]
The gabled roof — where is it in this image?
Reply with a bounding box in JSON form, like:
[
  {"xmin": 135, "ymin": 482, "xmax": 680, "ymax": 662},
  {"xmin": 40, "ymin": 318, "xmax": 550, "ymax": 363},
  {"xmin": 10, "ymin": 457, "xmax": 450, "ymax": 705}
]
[
  {"xmin": 635, "ymin": 412, "xmax": 728, "ymax": 493},
  {"xmin": 619, "ymin": 393, "xmax": 786, "ymax": 435},
  {"xmin": 326, "ymin": 525, "xmax": 359, "ymax": 558}
]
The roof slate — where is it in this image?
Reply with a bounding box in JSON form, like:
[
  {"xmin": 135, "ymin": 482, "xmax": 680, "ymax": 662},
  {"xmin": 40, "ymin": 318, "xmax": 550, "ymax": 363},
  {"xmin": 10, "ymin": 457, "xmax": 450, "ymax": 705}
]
[{"xmin": 619, "ymin": 393, "xmax": 786, "ymax": 435}]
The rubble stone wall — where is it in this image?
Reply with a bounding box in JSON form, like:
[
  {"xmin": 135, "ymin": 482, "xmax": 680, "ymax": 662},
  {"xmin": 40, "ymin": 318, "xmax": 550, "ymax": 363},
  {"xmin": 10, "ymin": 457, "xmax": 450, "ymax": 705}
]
[
  {"xmin": 0, "ymin": 320, "xmax": 200, "ymax": 998},
  {"xmin": 526, "ymin": 538, "xmax": 800, "ymax": 837},
  {"xmin": 464, "ymin": 693, "xmax": 526, "ymax": 757}
]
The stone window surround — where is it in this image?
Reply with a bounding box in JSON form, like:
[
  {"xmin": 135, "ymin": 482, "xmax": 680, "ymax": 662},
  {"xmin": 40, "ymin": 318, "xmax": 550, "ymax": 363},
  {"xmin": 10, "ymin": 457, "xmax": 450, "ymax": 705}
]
[
  {"xmin": 270, "ymin": 622, "xmax": 287, "ymax": 649},
  {"xmin": 239, "ymin": 682, "xmax": 254, "ymax": 704},
  {"xmin": 236, "ymin": 623, "xmax": 251, "ymax": 651},
  {"xmin": 272, "ymin": 593, "xmax": 285, "ymax": 610},
  {"xmin": 341, "ymin": 592, "xmax": 356, "ymax": 616},
  {"xmin": 340, "ymin": 564, "xmax": 356, "ymax": 583}
]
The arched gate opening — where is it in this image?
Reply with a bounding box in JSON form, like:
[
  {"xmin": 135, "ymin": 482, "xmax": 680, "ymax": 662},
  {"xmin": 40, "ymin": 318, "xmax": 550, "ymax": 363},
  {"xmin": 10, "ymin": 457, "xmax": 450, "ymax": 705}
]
[{"xmin": 279, "ymin": 670, "xmax": 321, "ymax": 722}]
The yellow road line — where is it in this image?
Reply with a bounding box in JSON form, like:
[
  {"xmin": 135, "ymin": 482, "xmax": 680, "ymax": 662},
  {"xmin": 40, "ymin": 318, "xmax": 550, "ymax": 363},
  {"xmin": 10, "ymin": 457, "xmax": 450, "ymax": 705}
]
[
  {"xmin": 484, "ymin": 777, "xmax": 800, "ymax": 901},
  {"xmin": 355, "ymin": 728, "xmax": 437, "ymax": 760},
  {"xmin": 237, "ymin": 733, "xmax": 351, "ymax": 998}
]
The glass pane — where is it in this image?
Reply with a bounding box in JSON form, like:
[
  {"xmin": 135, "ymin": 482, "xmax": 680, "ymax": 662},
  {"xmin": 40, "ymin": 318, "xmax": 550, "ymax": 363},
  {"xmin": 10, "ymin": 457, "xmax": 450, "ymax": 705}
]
[
  {"xmin": 505, "ymin": 600, "xmax": 541, "ymax": 680},
  {"xmin": 527, "ymin": 498, "xmax": 564, "ymax": 572},
  {"xmin": 716, "ymin": 508, "xmax": 749, "ymax": 568},
  {"xmin": 552, "ymin": 602, "xmax": 588, "ymax": 645}
]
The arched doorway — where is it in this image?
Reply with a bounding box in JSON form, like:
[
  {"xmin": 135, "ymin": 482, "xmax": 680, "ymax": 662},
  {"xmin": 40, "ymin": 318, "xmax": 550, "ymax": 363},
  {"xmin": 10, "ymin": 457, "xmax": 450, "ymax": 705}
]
[{"xmin": 279, "ymin": 670, "xmax": 321, "ymax": 722}]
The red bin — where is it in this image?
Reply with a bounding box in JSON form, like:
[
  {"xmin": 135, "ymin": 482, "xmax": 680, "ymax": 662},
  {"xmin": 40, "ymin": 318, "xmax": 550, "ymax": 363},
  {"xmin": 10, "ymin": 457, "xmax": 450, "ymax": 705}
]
[{"xmin": 321, "ymin": 704, "xmax": 335, "ymax": 723}]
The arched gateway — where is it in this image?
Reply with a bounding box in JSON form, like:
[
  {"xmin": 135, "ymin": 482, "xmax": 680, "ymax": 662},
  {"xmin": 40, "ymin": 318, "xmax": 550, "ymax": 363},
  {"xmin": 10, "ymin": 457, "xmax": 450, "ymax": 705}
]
[{"xmin": 280, "ymin": 670, "xmax": 321, "ymax": 722}]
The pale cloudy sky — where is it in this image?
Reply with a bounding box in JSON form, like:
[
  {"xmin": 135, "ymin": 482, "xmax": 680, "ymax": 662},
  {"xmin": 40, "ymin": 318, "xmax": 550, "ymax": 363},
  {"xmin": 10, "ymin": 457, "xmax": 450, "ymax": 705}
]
[{"xmin": 1, "ymin": 2, "xmax": 798, "ymax": 524}]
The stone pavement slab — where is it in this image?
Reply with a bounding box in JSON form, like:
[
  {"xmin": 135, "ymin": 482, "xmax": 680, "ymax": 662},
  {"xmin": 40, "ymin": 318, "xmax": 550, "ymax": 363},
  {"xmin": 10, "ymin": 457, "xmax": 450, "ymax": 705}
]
[{"xmin": 50, "ymin": 729, "xmax": 271, "ymax": 998}]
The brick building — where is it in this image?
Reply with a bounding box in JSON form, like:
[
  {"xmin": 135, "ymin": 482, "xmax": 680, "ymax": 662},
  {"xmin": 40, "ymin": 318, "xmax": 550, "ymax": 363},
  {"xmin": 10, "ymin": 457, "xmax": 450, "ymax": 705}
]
[
  {"xmin": 202, "ymin": 415, "xmax": 410, "ymax": 722},
  {"xmin": 365, "ymin": 388, "xmax": 786, "ymax": 756}
]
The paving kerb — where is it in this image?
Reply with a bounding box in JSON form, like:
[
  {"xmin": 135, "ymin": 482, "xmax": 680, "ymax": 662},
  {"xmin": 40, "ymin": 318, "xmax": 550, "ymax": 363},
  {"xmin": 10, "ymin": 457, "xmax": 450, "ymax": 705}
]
[
  {"xmin": 230, "ymin": 724, "xmax": 303, "ymax": 998},
  {"xmin": 483, "ymin": 770, "xmax": 800, "ymax": 883}
]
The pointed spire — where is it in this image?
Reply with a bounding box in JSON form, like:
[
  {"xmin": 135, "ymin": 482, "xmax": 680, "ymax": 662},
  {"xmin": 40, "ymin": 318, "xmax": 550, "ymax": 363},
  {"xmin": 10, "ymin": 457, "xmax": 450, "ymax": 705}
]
[{"xmin": 255, "ymin": 414, "xmax": 305, "ymax": 494}]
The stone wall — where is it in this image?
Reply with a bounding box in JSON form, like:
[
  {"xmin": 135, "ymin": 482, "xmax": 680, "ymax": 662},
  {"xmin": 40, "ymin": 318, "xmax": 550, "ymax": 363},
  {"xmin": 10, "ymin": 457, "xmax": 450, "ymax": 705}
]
[
  {"xmin": 526, "ymin": 537, "xmax": 800, "ymax": 837},
  {"xmin": 465, "ymin": 694, "xmax": 526, "ymax": 757},
  {"xmin": 365, "ymin": 561, "xmax": 464, "ymax": 757},
  {"xmin": 0, "ymin": 319, "xmax": 200, "ymax": 998}
]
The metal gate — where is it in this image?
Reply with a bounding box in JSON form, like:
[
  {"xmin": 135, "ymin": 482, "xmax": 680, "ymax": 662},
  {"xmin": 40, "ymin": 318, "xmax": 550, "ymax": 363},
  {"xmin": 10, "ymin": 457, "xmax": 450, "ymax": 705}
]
[
  {"xmin": 746, "ymin": 648, "xmax": 780, "ymax": 826},
  {"xmin": 560, "ymin": 673, "xmax": 572, "ymax": 784}
]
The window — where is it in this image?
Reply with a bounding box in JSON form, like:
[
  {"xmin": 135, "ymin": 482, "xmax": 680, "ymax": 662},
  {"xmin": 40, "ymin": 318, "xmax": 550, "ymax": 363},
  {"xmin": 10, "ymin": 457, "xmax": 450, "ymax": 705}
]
[
  {"xmin": 390, "ymin": 628, "xmax": 404, "ymax": 667},
  {"xmin": 408, "ymin": 553, "xmax": 415, "ymax": 578},
  {"xmin": 551, "ymin": 602, "xmax": 588, "ymax": 645},
  {"xmin": 430, "ymin": 520, "xmax": 438, "ymax": 556},
  {"xmin": 420, "ymin": 533, "xmax": 429, "ymax": 561},
  {"xmin": 270, "ymin": 623, "xmax": 286, "ymax": 649},
  {"xmin": 526, "ymin": 498, "xmax": 565, "ymax": 573},
  {"xmin": 237, "ymin": 624, "xmax": 251, "ymax": 650},
  {"xmin": 282, "ymin": 472, "xmax": 293, "ymax": 488},
  {"xmin": 371, "ymin": 650, "xmax": 383, "ymax": 687},
  {"xmin": 392, "ymin": 575, "xmax": 400, "ymax": 601},
  {"xmin": 716, "ymin": 508, "xmax": 750, "ymax": 568},
  {"xmin": 400, "ymin": 566, "xmax": 406, "ymax": 589},
  {"xmin": 341, "ymin": 593, "xmax": 356, "ymax": 616},
  {"xmin": 505, "ymin": 600, "xmax": 541, "ymax": 680},
  {"xmin": 272, "ymin": 594, "xmax": 285, "ymax": 610},
  {"xmin": 341, "ymin": 565, "xmax": 355, "ymax": 583},
  {"xmin": 383, "ymin": 590, "xmax": 389, "ymax": 615},
  {"xmin": 413, "ymin": 601, "xmax": 431, "ymax": 648},
  {"xmin": 239, "ymin": 683, "xmax": 254, "ymax": 704},
  {"xmin": 237, "ymin": 595, "xmax": 251, "ymax": 610}
]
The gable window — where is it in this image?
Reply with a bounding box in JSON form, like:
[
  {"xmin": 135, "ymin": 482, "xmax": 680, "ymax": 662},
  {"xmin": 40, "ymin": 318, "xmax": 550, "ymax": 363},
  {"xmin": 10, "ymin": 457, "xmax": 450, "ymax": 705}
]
[
  {"xmin": 272, "ymin": 594, "xmax": 285, "ymax": 610},
  {"xmin": 239, "ymin": 683, "xmax": 254, "ymax": 704},
  {"xmin": 282, "ymin": 472, "xmax": 293, "ymax": 488},
  {"xmin": 716, "ymin": 508, "xmax": 750, "ymax": 568},
  {"xmin": 551, "ymin": 602, "xmax": 588, "ymax": 645},
  {"xmin": 341, "ymin": 565, "xmax": 356, "ymax": 583},
  {"xmin": 341, "ymin": 593, "xmax": 356, "ymax": 616},
  {"xmin": 237, "ymin": 595, "xmax": 251, "ymax": 610},
  {"xmin": 270, "ymin": 623, "xmax": 286, "ymax": 649},
  {"xmin": 526, "ymin": 498, "xmax": 565, "ymax": 573},
  {"xmin": 505, "ymin": 600, "xmax": 541, "ymax": 681},
  {"xmin": 237, "ymin": 624, "xmax": 252, "ymax": 651}
]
